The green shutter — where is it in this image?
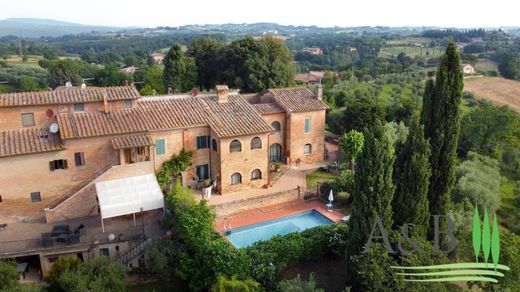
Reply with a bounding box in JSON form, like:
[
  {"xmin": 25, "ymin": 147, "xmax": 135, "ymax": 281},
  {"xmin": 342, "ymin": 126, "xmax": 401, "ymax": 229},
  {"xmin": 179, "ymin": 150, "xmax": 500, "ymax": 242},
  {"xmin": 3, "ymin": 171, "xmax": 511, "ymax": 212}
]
[
  {"xmin": 305, "ymin": 119, "xmax": 311, "ymax": 133},
  {"xmin": 156, "ymin": 139, "xmax": 165, "ymax": 155}
]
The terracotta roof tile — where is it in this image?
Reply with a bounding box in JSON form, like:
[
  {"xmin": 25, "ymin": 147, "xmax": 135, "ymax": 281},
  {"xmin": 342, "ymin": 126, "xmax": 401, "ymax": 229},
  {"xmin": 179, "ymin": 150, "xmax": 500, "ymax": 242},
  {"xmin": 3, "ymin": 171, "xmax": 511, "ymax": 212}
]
[
  {"xmin": 268, "ymin": 87, "xmax": 329, "ymax": 113},
  {"xmin": 252, "ymin": 103, "xmax": 285, "ymax": 115},
  {"xmin": 111, "ymin": 134, "xmax": 154, "ymax": 150},
  {"xmin": 0, "ymin": 128, "xmax": 64, "ymax": 157},
  {"xmin": 200, "ymin": 94, "xmax": 274, "ymax": 137},
  {"xmin": 57, "ymin": 109, "xmax": 148, "ymax": 139},
  {"xmin": 0, "ymin": 86, "xmax": 140, "ymax": 107}
]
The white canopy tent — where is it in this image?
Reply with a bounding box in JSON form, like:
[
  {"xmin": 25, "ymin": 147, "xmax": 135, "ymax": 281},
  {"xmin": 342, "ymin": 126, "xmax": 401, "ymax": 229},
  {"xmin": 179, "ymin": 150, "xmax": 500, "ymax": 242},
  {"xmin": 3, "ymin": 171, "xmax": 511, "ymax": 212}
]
[{"xmin": 95, "ymin": 174, "xmax": 165, "ymax": 232}]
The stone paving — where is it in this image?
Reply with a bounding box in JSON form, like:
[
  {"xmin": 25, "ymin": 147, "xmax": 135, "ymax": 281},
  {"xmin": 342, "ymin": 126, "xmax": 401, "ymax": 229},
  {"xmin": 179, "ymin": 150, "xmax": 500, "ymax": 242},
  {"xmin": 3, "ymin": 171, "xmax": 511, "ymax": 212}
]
[{"xmin": 215, "ymin": 199, "xmax": 347, "ymax": 232}]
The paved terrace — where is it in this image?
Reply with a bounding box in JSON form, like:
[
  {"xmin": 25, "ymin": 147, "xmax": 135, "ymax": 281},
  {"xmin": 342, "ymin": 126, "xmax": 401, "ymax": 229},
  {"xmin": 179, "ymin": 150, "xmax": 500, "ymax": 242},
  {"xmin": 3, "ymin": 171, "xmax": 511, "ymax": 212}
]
[{"xmin": 0, "ymin": 210, "xmax": 164, "ymax": 258}]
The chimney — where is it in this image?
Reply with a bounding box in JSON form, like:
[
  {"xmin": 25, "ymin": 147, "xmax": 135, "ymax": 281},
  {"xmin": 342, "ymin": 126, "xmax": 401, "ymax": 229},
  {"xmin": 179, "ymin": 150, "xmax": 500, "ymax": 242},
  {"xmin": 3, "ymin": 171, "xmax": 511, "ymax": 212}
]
[
  {"xmin": 102, "ymin": 90, "xmax": 109, "ymax": 114},
  {"xmin": 315, "ymin": 84, "xmax": 323, "ymax": 100},
  {"xmin": 216, "ymin": 85, "xmax": 229, "ymax": 103}
]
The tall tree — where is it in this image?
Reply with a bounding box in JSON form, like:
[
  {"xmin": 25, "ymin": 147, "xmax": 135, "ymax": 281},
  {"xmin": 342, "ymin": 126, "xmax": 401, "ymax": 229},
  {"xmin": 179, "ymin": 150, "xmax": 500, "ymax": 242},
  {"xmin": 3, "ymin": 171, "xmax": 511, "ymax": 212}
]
[
  {"xmin": 162, "ymin": 44, "xmax": 197, "ymax": 93},
  {"xmin": 420, "ymin": 42, "xmax": 463, "ymax": 233},
  {"xmin": 392, "ymin": 117, "xmax": 431, "ymax": 237},
  {"xmin": 187, "ymin": 38, "xmax": 223, "ymax": 90},
  {"xmin": 348, "ymin": 121, "xmax": 396, "ymax": 255}
]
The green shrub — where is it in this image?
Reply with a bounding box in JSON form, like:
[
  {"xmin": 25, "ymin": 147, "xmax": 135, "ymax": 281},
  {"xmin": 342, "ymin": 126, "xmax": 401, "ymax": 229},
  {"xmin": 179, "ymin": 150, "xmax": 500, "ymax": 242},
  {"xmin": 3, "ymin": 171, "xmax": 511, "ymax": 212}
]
[
  {"xmin": 211, "ymin": 276, "xmax": 263, "ymax": 292},
  {"xmin": 0, "ymin": 261, "xmax": 19, "ymax": 291},
  {"xmin": 45, "ymin": 256, "xmax": 82, "ymax": 290},
  {"xmin": 277, "ymin": 274, "xmax": 324, "ymax": 292}
]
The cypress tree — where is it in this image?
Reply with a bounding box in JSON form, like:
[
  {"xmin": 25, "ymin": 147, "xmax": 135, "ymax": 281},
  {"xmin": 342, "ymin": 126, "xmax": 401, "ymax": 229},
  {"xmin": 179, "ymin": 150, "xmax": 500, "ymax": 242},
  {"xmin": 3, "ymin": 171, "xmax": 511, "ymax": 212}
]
[
  {"xmin": 392, "ymin": 117, "xmax": 431, "ymax": 237},
  {"xmin": 420, "ymin": 42, "xmax": 463, "ymax": 235},
  {"xmin": 348, "ymin": 121, "xmax": 396, "ymax": 255}
]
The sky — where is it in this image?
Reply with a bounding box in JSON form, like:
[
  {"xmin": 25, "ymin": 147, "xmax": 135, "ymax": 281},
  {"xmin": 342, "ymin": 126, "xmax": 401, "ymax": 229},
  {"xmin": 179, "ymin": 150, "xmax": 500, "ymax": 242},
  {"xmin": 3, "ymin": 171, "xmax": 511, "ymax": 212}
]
[{"xmin": 1, "ymin": 0, "xmax": 518, "ymax": 28}]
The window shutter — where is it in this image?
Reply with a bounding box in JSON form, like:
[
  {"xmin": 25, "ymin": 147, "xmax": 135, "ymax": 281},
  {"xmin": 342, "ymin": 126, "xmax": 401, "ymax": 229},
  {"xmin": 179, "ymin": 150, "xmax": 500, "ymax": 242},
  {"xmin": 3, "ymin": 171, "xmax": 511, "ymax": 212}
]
[
  {"xmin": 49, "ymin": 161, "xmax": 55, "ymax": 171},
  {"xmin": 63, "ymin": 160, "xmax": 68, "ymax": 169},
  {"xmin": 156, "ymin": 139, "xmax": 165, "ymax": 155},
  {"xmin": 305, "ymin": 119, "xmax": 311, "ymax": 133}
]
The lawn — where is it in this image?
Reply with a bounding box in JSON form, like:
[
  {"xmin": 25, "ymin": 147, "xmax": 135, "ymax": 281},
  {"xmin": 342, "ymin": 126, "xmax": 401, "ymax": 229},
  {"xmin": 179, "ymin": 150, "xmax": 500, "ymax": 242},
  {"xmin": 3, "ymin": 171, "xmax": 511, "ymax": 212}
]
[{"xmin": 306, "ymin": 170, "xmax": 338, "ymax": 191}]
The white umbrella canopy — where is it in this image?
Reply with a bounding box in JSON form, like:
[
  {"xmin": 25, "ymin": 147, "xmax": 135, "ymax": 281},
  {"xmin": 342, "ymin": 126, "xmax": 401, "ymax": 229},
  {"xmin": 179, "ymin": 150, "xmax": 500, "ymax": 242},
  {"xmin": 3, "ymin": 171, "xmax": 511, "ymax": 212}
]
[{"xmin": 328, "ymin": 190, "xmax": 334, "ymax": 202}]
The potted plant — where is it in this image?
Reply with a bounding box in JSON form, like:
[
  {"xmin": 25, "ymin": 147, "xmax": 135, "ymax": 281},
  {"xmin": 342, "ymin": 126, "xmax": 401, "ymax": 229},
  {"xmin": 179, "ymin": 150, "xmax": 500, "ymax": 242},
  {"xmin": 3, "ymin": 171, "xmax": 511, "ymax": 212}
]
[{"xmin": 274, "ymin": 161, "xmax": 282, "ymax": 172}]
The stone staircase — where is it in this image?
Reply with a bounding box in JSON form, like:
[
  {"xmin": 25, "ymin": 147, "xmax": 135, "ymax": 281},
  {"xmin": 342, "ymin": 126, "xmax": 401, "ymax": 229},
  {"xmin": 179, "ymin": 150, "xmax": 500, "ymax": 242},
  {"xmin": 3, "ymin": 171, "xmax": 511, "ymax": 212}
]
[
  {"xmin": 44, "ymin": 164, "xmax": 112, "ymax": 223},
  {"xmin": 118, "ymin": 237, "xmax": 154, "ymax": 267}
]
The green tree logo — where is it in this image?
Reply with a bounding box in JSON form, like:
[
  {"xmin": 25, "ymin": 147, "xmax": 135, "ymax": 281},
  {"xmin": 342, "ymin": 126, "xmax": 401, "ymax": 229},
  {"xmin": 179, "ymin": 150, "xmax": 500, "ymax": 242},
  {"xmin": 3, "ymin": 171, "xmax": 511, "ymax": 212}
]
[{"xmin": 391, "ymin": 206, "xmax": 510, "ymax": 283}]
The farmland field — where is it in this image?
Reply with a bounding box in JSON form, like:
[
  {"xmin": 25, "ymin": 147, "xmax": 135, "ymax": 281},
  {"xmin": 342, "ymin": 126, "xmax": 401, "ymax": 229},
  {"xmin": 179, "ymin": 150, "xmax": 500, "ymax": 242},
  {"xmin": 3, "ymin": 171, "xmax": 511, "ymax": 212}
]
[
  {"xmin": 464, "ymin": 77, "xmax": 520, "ymax": 112},
  {"xmin": 474, "ymin": 58, "xmax": 498, "ymax": 72},
  {"xmin": 379, "ymin": 46, "xmax": 444, "ymax": 57}
]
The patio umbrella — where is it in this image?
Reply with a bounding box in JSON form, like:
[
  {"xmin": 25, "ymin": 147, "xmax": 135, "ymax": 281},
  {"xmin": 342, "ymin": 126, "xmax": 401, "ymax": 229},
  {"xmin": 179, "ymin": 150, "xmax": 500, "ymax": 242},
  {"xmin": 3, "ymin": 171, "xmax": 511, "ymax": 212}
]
[{"xmin": 328, "ymin": 190, "xmax": 334, "ymax": 203}]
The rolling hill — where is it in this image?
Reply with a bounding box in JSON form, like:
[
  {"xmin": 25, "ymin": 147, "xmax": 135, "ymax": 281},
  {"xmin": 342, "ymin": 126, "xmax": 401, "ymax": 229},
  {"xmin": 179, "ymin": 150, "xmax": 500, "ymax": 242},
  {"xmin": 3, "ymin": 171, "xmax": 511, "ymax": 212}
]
[{"xmin": 0, "ymin": 18, "xmax": 129, "ymax": 37}]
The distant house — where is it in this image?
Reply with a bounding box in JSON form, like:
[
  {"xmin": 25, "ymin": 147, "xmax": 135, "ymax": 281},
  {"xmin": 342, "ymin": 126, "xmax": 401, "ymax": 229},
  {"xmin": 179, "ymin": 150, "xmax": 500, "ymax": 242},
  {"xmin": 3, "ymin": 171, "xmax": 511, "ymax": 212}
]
[
  {"xmin": 461, "ymin": 63, "xmax": 476, "ymax": 75},
  {"xmin": 347, "ymin": 46, "xmax": 358, "ymax": 52},
  {"xmin": 150, "ymin": 52, "xmax": 164, "ymax": 64},
  {"xmin": 294, "ymin": 71, "xmax": 325, "ymax": 84},
  {"xmin": 302, "ymin": 47, "xmax": 323, "ymax": 55},
  {"xmin": 120, "ymin": 66, "xmax": 137, "ymax": 74}
]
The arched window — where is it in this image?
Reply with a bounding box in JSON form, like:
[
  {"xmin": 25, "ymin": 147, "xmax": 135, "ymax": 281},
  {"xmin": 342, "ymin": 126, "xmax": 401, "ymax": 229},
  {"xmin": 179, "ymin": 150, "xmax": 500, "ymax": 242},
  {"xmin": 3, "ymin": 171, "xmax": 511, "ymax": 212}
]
[
  {"xmin": 230, "ymin": 173, "xmax": 242, "ymax": 185},
  {"xmin": 251, "ymin": 169, "xmax": 262, "ymax": 180},
  {"xmin": 229, "ymin": 140, "xmax": 242, "ymax": 152},
  {"xmin": 304, "ymin": 144, "xmax": 312, "ymax": 155},
  {"xmin": 271, "ymin": 121, "xmax": 281, "ymax": 131},
  {"xmin": 250, "ymin": 137, "xmax": 262, "ymax": 149},
  {"xmin": 212, "ymin": 138, "xmax": 218, "ymax": 151}
]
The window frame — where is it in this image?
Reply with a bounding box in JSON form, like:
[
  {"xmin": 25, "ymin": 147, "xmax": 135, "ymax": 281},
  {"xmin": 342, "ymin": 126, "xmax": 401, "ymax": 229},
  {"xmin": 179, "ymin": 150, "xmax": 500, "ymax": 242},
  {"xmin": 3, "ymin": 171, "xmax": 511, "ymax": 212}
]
[
  {"xmin": 304, "ymin": 118, "xmax": 311, "ymax": 133},
  {"xmin": 251, "ymin": 169, "xmax": 262, "ymax": 180},
  {"xmin": 155, "ymin": 139, "xmax": 166, "ymax": 155},
  {"xmin": 271, "ymin": 121, "xmax": 281, "ymax": 131},
  {"xmin": 304, "ymin": 143, "xmax": 312, "ymax": 155},
  {"xmin": 230, "ymin": 172, "xmax": 242, "ymax": 185},
  {"xmin": 74, "ymin": 152, "xmax": 85, "ymax": 166},
  {"xmin": 229, "ymin": 140, "xmax": 242, "ymax": 153},
  {"xmin": 30, "ymin": 192, "xmax": 41, "ymax": 202},
  {"xmin": 250, "ymin": 137, "xmax": 262, "ymax": 149},
  {"xmin": 124, "ymin": 99, "xmax": 132, "ymax": 108},
  {"xmin": 74, "ymin": 103, "xmax": 85, "ymax": 112},
  {"xmin": 49, "ymin": 159, "xmax": 68, "ymax": 171},
  {"xmin": 211, "ymin": 138, "xmax": 218, "ymax": 152},
  {"xmin": 196, "ymin": 136, "xmax": 210, "ymax": 150},
  {"xmin": 21, "ymin": 113, "xmax": 35, "ymax": 127},
  {"xmin": 196, "ymin": 164, "xmax": 210, "ymax": 181}
]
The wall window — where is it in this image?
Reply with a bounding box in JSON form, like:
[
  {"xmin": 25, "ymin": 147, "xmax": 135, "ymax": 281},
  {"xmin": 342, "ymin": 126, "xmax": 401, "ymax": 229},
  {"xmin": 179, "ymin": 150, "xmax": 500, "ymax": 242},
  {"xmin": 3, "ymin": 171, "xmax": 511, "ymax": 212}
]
[
  {"xmin": 212, "ymin": 138, "xmax": 218, "ymax": 151},
  {"xmin": 196, "ymin": 136, "xmax": 210, "ymax": 149},
  {"xmin": 250, "ymin": 137, "xmax": 262, "ymax": 149},
  {"xmin": 304, "ymin": 144, "xmax": 312, "ymax": 155},
  {"xmin": 230, "ymin": 173, "xmax": 242, "ymax": 185},
  {"xmin": 74, "ymin": 103, "xmax": 85, "ymax": 112},
  {"xmin": 21, "ymin": 113, "xmax": 35, "ymax": 127},
  {"xmin": 49, "ymin": 159, "xmax": 68, "ymax": 171},
  {"xmin": 304, "ymin": 118, "xmax": 311, "ymax": 133},
  {"xmin": 156, "ymin": 139, "xmax": 165, "ymax": 155},
  {"xmin": 196, "ymin": 164, "xmax": 209, "ymax": 181},
  {"xmin": 251, "ymin": 169, "xmax": 262, "ymax": 180},
  {"xmin": 99, "ymin": 248, "xmax": 109, "ymax": 257},
  {"xmin": 30, "ymin": 192, "xmax": 41, "ymax": 202},
  {"xmin": 74, "ymin": 152, "xmax": 85, "ymax": 166},
  {"xmin": 124, "ymin": 99, "xmax": 132, "ymax": 108},
  {"xmin": 230, "ymin": 140, "xmax": 242, "ymax": 153},
  {"xmin": 271, "ymin": 121, "xmax": 281, "ymax": 131},
  {"xmin": 0, "ymin": 195, "xmax": 2, "ymax": 203}
]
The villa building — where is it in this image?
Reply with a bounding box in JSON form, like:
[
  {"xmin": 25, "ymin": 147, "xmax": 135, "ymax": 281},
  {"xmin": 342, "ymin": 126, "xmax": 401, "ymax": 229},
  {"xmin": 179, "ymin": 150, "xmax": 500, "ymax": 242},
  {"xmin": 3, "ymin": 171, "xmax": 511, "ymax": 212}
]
[
  {"xmin": 0, "ymin": 83, "xmax": 327, "ymax": 277},
  {"xmin": 0, "ymin": 84, "xmax": 327, "ymax": 223}
]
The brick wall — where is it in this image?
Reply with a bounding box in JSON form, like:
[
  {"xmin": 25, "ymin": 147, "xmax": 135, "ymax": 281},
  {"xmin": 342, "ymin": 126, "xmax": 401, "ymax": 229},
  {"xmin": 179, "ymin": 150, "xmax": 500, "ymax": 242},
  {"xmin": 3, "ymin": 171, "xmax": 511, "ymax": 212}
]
[
  {"xmin": 213, "ymin": 187, "xmax": 300, "ymax": 217},
  {"xmin": 286, "ymin": 110, "xmax": 326, "ymax": 164}
]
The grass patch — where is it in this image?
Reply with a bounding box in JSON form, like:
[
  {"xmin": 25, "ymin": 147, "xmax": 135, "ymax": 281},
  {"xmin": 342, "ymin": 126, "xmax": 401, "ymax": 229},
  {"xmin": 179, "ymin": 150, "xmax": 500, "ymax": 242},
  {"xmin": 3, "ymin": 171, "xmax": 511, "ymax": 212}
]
[
  {"xmin": 306, "ymin": 170, "xmax": 338, "ymax": 190},
  {"xmin": 379, "ymin": 46, "xmax": 444, "ymax": 58}
]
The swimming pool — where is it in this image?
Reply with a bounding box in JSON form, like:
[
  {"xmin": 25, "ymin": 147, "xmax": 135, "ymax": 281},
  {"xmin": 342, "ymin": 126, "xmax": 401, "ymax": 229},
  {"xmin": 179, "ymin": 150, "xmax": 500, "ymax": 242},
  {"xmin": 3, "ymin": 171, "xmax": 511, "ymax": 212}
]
[{"xmin": 225, "ymin": 210, "xmax": 333, "ymax": 248}]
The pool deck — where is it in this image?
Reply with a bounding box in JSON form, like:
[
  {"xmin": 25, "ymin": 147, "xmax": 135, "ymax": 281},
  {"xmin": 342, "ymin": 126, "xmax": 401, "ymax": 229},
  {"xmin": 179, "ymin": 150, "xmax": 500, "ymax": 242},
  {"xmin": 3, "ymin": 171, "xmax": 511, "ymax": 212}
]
[{"xmin": 215, "ymin": 199, "xmax": 346, "ymax": 233}]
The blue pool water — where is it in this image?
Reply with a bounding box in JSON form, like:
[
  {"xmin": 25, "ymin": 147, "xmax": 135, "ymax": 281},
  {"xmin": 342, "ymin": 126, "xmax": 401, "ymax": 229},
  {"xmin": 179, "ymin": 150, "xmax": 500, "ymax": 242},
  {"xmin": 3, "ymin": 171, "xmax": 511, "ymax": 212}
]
[{"xmin": 225, "ymin": 210, "xmax": 333, "ymax": 248}]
